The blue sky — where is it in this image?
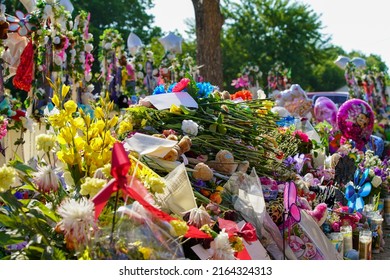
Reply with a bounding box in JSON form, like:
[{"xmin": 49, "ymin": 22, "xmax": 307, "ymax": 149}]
[{"xmin": 149, "ymin": 0, "xmax": 390, "ymax": 69}]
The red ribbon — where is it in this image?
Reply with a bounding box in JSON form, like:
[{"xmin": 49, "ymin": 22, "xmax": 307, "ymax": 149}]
[
  {"xmin": 13, "ymin": 39, "xmax": 34, "ymax": 92},
  {"xmin": 92, "ymin": 142, "xmax": 211, "ymax": 239},
  {"xmin": 217, "ymin": 218, "xmax": 257, "ymax": 243}
]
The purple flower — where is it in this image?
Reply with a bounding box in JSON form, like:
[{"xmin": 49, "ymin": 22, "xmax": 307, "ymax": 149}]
[{"xmin": 284, "ymin": 156, "xmax": 295, "ymax": 167}]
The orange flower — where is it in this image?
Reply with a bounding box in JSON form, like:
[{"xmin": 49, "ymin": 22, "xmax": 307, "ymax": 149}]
[
  {"xmin": 210, "ymin": 192, "xmax": 222, "ymax": 204},
  {"xmin": 230, "ymin": 90, "xmax": 253, "ymax": 101}
]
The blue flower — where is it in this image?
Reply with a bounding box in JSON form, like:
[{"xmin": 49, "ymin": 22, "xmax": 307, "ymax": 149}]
[
  {"xmin": 152, "ymin": 85, "xmax": 166, "ymax": 95},
  {"xmin": 167, "ymin": 83, "xmax": 177, "ymax": 93},
  {"xmin": 345, "ymin": 168, "xmax": 372, "ymax": 213},
  {"xmin": 196, "ymin": 82, "xmax": 215, "ymax": 98}
]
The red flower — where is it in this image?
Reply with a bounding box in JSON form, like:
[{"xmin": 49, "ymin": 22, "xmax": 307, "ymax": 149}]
[
  {"xmin": 230, "ymin": 90, "xmax": 252, "ymax": 101},
  {"xmin": 293, "ymin": 130, "xmax": 309, "ymax": 143},
  {"xmin": 172, "ymin": 78, "xmax": 190, "ymax": 92},
  {"xmin": 11, "ymin": 109, "xmax": 26, "ymax": 122}
]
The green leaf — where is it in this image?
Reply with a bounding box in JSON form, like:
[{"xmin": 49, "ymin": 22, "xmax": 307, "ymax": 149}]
[
  {"xmin": 0, "ymin": 231, "xmax": 25, "ymax": 246},
  {"xmin": 9, "ymin": 160, "xmax": 36, "ymax": 175},
  {"xmin": 217, "ymin": 113, "xmax": 224, "ymax": 125},
  {"xmin": 28, "ymin": 200, "xmax": 59, "ymax": 223}
]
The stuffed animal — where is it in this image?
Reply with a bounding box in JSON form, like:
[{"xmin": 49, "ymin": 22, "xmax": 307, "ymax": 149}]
[
  {"xmin": 305, "ymin": 203, "xmax": 328, "ymax": 226},
  {"xmin": 192, "ymin": 162, "xmax": 213, "ymax": 181}
]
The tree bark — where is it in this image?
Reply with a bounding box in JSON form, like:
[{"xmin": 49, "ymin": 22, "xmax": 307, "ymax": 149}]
[{"xmin": 192, "ymin": 0, "xmax": 224, "ymax": 88}]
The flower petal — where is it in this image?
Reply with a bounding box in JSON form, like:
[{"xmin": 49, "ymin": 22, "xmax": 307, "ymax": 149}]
[
  {"xmin": 8, "ymin": 23, "xmax": 20, "ymax": 32},
  {"xmin": 358, "ymin": 182, "xmax": 372, "ymax": 197},
  {"xmin": 18, "ymin": 26, "xmax": 28, "ymax": 37}
]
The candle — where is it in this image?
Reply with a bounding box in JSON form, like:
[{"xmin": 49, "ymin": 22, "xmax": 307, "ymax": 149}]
[
  {"xmin": 340, "ymin": 225, "xmax": 353, "ymax": 254},
  {"xmin": 328, "ymin": 232, "xmax": 344, "ymax": 257},
  {"xmin": 358, "ymin": 230, "xmax": 372, "ymax": 260}
]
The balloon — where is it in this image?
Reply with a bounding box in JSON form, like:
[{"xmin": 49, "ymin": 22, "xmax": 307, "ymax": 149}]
[
  {"xmin": 158, "ymin": 32, "xmax": 182, "ymax": 54},
  {"xmin": 60, "ymin": 0, "xmax": 74, "ymax": 13},
  {"xmin": 313, "ymin": 97, "xmax": 338, "ymax": 127},
  {"xmin": 366, "ymin": 135, "xmax": 384, "ymax": 157},
  {"xmin": 19, "ymin": 0, "xmax": 36, "ymax": 13},
  {"xmin": 350, "ymin": 57, "xmax": 366, "ymax": 69},
  {"xmin": 127, "ymin": 32, "xmax": 143, "ymax": 56},
  {"xmin": 334, "ymin": 55, "xmax": 350, "ymax": 69},
  {"xmin": 337, "ymin": 99, "xmax": 374, "ymax": 150}
]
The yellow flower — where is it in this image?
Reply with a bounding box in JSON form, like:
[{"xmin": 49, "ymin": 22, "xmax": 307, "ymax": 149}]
[
  {"xmin": 118, "ymin": 121, "xmax": 133, "ymax": 135},
  {"xmin": 108, "ymin": 116, "xmax": 118, "ymax": 128},
  {"xmin": 57, "ymin": 126, "xmax": 75, "ymax": 145},
  {"xmin": 64, "ymin": 100, "xmax": 77, "ymax": 115},
  {"xmin": 74, "ymin": 136, "xmax": 86, "ymax": 151},
  {"xmin": 0, "ymin": 165, "xmax": 17, "ymax": 192},
  {"xmin": 230, "ymin": 236, "xmax": 244, "ymax": 252},
  {"xmin": 94, "ymin": 120, "xmax": 105, "ymax": 134},
  {"xmin": 141, "ymin": 119, "xmax": 147, "ymax": 127},
  {"xmin": 169, "ymin": 220, "xmax": 189, "ymax": 237},
  {"xmin": 170, "ymin": 104, "xmax": 182, "ymax": 114},
  {"xmin": 94, "ymin": 107, "xmax": 104, "ymax": 119},
  {"xmin": 57, "ymin": 150, "xmax": 76, "ymax": 165},
  {"xmin": 48, "ymin": 110, "xmax": 68, "ymax": 128},
  {"xmin": 52, "ymin": 94, "xmax": 60, "ymax": 108},
  {"xmin": 146, "ymin": 176, "xmax": 166, "ymax": 194},
  {"xmin": 138, "ymin": 246, "xmax": 153, "ymax": 260},
  {"xmin": 36, "ymin": 133, "xmax": 57, "ymax": 152},
  {"xmin": 263, "ymin": 100, "xmax": 274, "ymax": 110},
  {"xmin": 80, "ymin": 177, "xmax": 107, "ymax": 197},
  {"xmin": 71, "ymin": 117, "xmax": 85, "ymax": 129},
  {"xmin": 90, "ymin": 137, "xmax": 103, "ymax": 151},
  {"xmin": 61, "ymin": 84, "xmax": 70, "ymax": 99}
]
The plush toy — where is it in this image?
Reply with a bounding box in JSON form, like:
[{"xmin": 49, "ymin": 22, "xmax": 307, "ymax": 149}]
[
  {"xmin": 192, "ymin": 162, "xmax": 214, "ymax": 181},
  {"xmin": 207, "ymin": 150, "xmax": 238, "ymax": 175},
  {"xmin": 305, "ymin": 203, "xmax": 328, "ymax": 226},
  {"xmin": 162, "ymin": 135, "xmax": 192, "ymax": 162}
]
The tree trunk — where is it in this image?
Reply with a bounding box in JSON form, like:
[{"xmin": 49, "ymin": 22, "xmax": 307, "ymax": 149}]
[{"xmin": 192, "ymin": 0, "xmax": 224, "ymax": 88}]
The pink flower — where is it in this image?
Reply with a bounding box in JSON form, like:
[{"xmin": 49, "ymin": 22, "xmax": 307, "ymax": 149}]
[
  {"xmin": 172, "ymin": 78, "xmax": 190, "ymax": 92},
  {"xmin": 293, "ymin": 130, "xmax": 309, "ymax": 143},
  {"xmin": 0, "ymin": 119, "xmax": 8, "ymax": 140}
]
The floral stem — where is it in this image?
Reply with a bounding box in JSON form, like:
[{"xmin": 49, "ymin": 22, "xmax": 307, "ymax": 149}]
[{"xmin": 109, "ymin": 190, "xmax": 120, "ymax": 245}]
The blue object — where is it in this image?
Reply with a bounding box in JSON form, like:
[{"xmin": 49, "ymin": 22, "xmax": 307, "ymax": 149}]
[
  {"xmin": 345, "ymin": 169, "xmax": 372, "ymax": 213},
  {"xmin": 345, "ymin": 249, "xmax": 359, "ymax": 260}
]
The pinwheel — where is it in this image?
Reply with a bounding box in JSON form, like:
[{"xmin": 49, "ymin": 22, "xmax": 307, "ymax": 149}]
[
  {"xmin": 282, "ymin": 181, "xmax": 301, "ymax": 259},
  {"xmin": 344, "ymin": 168, "xmax": 372, "ymax": 213},
  {"xmin": 6, "ymin": 11, "xmax": 35, "ymax": 37}
]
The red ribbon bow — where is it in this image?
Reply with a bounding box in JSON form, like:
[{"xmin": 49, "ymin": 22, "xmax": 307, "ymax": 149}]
[
  {"xmin": 92, "ymin": 142, "xmax": 210, "ymax": 239},
  {"xmin": 217, "ymin": 218, "xmax": 257, "ymax": 243}
]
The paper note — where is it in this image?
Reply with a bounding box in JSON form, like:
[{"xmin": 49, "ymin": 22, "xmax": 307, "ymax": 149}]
[
  {"xmin": 146, "ymin": 91, "xmax": 198, "ymax": 110},
  {"xmin": 124, "ymin": 133, "xmax": 177, "ymax": 157}
]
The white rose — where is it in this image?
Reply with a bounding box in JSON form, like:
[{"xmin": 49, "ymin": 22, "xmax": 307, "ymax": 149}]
[
  {"xmin": 84, "ymin": 43, "xmax": 93, "ymax": 53},
  {"xmin": 104, "ymin": 42, "xmax": 112, "ymax": 49},
  {"xmin": 369, "ymin": 169, "xmax": 375, "ymax": 177},
  {"xmin": 182, "ymin": 120, "xmax": 199, "ymax": 136},
  {"xmin": 371, "ymin": 175, "xmax": 382, "ymax": 188},
  {"xmin": 87, "ymin": 33, "xmax": 93, "ymax": 40}
]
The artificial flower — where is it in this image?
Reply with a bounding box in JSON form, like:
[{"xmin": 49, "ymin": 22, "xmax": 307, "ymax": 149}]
[
  {"xmin": 57, "ymin": 197, "xmax": 95, "ymax": 249},
  {"xmin": 181, "ymin": 119, "xmax": 199, "ymax": 136},
  {"xmin": 32, "ymin": 165, "xmax": 60, "ymax": 193},
  {"xmin": 0, "ymin": 164, "xmax": 17, "ymax": 193},
  {"xmin": 0, "ymin": 118, "xmax": 8, "ymax": 140},
  {"xmin": 36, "ymin": 133, "xmax": 57, "ymax": 152}
]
